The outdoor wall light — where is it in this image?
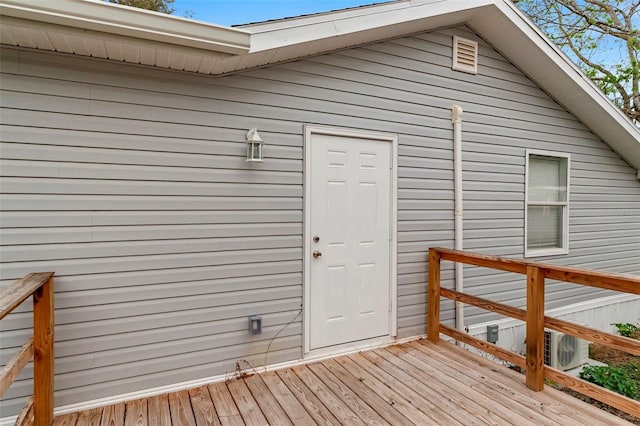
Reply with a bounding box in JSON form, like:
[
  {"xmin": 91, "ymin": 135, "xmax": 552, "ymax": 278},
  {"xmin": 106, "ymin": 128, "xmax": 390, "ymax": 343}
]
[{"xmin": 246, "ymin": 127, "xmax": 264, "ymax": 162}]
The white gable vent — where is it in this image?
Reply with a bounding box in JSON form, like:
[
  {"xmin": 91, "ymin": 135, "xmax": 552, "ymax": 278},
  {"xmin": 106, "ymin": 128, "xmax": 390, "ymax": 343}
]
[{"xmin": 452, "ymin": 36, "xmax": 478, "ymax": 74}]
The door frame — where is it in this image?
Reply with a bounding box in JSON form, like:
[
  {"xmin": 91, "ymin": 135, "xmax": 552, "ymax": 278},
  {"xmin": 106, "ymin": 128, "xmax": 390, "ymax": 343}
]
[{"xmin": 303, "ymin": 125, "xmax": 398, "ymax": 356}]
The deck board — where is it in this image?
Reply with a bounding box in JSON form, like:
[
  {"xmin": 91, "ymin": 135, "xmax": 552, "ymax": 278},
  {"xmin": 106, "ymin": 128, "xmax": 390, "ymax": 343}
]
[
  {"xmin": 52, "ymin": 412, "xmax": 78, "ymax": 426},
  {"xmin": 293, "ymin": 364, "xmax": 365, "ymax": 426},
  {"xmin": 363, "ymin": 348, "xmax": 484, "ymax": 425},
  {"xmin": 334, "ymin": 355, "xmax": 441, "ymax": 425},
  {"xmin": 168, "ymin": 390, "xmax": 195, "ymax": 425},
  {"xmin": 188, "ymin": 386, "xmax": 219, "ymax": 426},
  {"xmin": 427, "ymin": 340, "xmax": 621, "ymax": 425},
  {"xmin": 208, "ymin": 382, "xmax": 244, "ymax": 426},
  {"xmin": 414, "ymin": 341, "xmax": 562, "ymax": 425},
  {"xmin": 100, "ymin": 402, "xmax": 125, "ymax": 426},
  {"xmin": 147, "ymin": 394, "xmax": 171, "ymax": 426},
  {"xmin": 243, "ymin": 373, "xmax": 293, "ymax": 425},
  {"xmin": 260, "ymin": 371, "xmax": 316, "ymax": 424},
  {"xmin": 77, "ymin": 407, "xmax": 102, "ymax": 426},
  {"xmin": 60, "ymin": 339, "xmax": 635, "ymax": 425},
  {"xmin": 348, "ymin": 351, "xmax": 461, "ymax": 425},
  {"xmin": 392, "ymin": 344, "xmax": 543, "ymax": 425},
  {"xmin": 322, "ymin": 358, "xmax": 411, "ymax": 424},
  {"xmin": 306, "ymin": 362, "xmax": 388, "ymax": 425},
  {"xmin": 124, "ymin": 398, "xmax": 147, "ymax": 426},
  {"xmin": 275, "ymin": 368, "xmax": 339, "ymax": 425},
  {"xmin": 226, "ymin": 379, "xmax": 268, "ymax": 425}
]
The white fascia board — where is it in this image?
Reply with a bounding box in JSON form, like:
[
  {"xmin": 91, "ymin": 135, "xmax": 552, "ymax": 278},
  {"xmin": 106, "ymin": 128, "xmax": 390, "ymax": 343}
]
[
  {"xmin": 0, "ymin": 0, "xmax": 250, "ymax": 55},
  {"xmin": 246, "ymin": 0, "xmax": 494, "ymax": 52},
  {"xmin": 470, "ymin": 0, "xmax": 640, "ymax": 169}
]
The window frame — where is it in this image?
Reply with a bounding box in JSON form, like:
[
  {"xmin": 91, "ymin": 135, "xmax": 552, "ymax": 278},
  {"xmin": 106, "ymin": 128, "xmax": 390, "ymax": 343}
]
[{"xmin": 524, "ymin": 149, "xmax": 571, "ymax": 258}]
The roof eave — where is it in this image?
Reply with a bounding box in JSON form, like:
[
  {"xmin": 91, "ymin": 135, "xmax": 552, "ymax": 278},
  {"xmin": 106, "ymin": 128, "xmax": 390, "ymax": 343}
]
[
  {"xmin": 469, "ymin": 1, "xmax": 640, "ymax": 170},
  {"xmin": 0, "ymin": 0, "xmax": 250, "ymax": 55},
  {"xmin": 245, "ymin": 0, "xmax": 494, "ymax": 52}
]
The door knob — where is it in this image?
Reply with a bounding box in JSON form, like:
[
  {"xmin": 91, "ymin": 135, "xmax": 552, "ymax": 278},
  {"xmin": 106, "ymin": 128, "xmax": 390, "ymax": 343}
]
[{"xmin": 312, "ymin": 250, "xmax": 322, "ymax": 259}]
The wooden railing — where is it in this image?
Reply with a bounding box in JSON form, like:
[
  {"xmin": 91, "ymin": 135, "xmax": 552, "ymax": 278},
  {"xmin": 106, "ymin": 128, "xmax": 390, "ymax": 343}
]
[
  {"xmin": 0, "ymin": 273, "xmax": 55, "ymax": 425},
  {"xmin": 427, "ymin": 247, "xmax": 640, "ymax": 417}
]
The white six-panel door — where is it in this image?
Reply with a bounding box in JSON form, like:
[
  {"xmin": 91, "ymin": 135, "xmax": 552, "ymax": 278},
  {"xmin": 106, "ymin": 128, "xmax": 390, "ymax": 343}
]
[{"xmin": 308, "ymin": 131, "xmax": 392, "ymax": 350}]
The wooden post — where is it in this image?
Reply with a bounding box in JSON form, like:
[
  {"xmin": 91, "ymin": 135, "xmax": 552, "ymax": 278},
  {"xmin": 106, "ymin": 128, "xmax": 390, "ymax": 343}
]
[
  {"xmin": 427, "ymin": 248, "xmax": 441, "ymax": 342},
  {"xmin": 526, "ymin": 266, "xmax": 544, "ymax": 391},
  {"xmin": 33, "ymin": 277, "xmax": 54, "ymax": 425}
]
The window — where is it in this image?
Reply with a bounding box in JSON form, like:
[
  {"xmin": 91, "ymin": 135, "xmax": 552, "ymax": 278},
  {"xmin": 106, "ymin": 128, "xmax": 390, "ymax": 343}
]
[{"xmin": 525, "ymin": 151, "xmax": 570, "ymax": 257}]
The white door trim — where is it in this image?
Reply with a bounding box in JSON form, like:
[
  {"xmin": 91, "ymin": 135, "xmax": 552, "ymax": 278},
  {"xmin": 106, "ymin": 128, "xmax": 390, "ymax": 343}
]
[{"xmin": 303, "ymin": 125, "xmax": 398, "ymax": 356}]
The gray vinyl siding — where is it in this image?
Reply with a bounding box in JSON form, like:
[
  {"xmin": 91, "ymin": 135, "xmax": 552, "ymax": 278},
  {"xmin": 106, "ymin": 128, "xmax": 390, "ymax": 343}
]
[{"xmin": 1, "ymin": 24, "xmax": 639, "ymax": 414}]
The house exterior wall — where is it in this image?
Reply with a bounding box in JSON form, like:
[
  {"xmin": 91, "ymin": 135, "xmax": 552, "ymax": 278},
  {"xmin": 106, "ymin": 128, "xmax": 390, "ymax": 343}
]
[{"xmin": 1, "ymin": 25, "xmax": 639, "ymax": 414}]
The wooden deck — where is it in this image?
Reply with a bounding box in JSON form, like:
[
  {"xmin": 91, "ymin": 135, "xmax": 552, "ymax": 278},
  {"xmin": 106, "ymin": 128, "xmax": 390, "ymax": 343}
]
[{"xmin": 53, "ymin": 339, "xmax": 633, "ymax": 425}]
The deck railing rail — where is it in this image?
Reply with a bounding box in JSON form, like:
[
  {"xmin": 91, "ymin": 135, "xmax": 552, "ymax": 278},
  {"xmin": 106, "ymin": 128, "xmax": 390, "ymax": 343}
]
[
  {"xmin": 427, "ymin": 247, "xmax": 640, "ymax": 417},
  {"xmin": 0, "ymin": 272, "xmax": 55, "ymax": 425}
]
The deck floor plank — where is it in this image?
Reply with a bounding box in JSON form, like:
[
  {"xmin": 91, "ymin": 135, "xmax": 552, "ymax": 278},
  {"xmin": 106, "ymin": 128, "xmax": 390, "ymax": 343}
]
[
  {"xmin": 146, "ymin": 394, "xmax": 171, "ymax": 426},
  {"xmin": 260, "ymin": 370, "xmax": 317, "ymax": 425},
  {"xmin": 425, "ymin": 340, "xmax": 602, "ymax": 424},
  {"xmin": 425, "ymin": 340, "xmax": 622, "ymax": 426},
  {"xmin": 275, "ymin": 368, "xmax": 339, "ymax": 425},
  {"xmin": 207, "ymin": 382, "xmax": 244, "ymax": 426},
  {"xmin": 100, "ymin": 402, "xmax": 125, "ymax": 426},
  {"xmin": 322, "ymin": 358, "xmax": 413, "ymax": 425},
  {"xmin": 226, "ymin": 378, "xmax": 268, "ymax": 425},
  {"xmin": 188, "ymin": 386, "xmax": 220, "ymax": 426},
  {"xmin": 387, "ymin": 344, "xmax": 520, "ymax": 425},
  {"xmin": 349, "ymin": 351, "xmax": 464, "ymax": 425},
  {"xmin": 336, "ymin": 354, "xmax": 445, "ymax": 425},
  {"xmin": 124, "ymin": 398, "xmax": 147, "ymax": 426},
  {"xmin": 53, "ymin": 412, "xmax": 79, "ymax": 426},
  {"xmin": 167, "ymin": 390, "xmax": 195, "ymax": 426},
  {"xmin": 306, "ymin": 362, "xmax": 388, "ymax": 425},
  {"xmin": 243, "ymin": 373, "xmax": 293, "ymax": 425},
  {"xmin": 395, "ymin": 343, "xmax": 547, "ymax": 426},
  {"xmin": 57, "ymin": 340, "xmax": 634, "ymax": 425},
  {"xmin": 411, "ymin": 341, "xmax": 567, "ymax": 425},
  {"xmin": 292, "ymin": 365, "xmax": 366, "ymax": 426},
  {"xmin": 76, "ymin": 408, "xmax": 103, "ymax": 426},
  {"xmin": 363, "ymin": 347, "xmax": 489, "ymax": 425}
]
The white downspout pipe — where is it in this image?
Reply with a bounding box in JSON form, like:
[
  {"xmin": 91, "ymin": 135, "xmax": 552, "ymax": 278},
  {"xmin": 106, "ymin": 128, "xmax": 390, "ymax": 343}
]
[{"xmin": 452, "ymin": 105, "xmax": 464, "ymax": 334}]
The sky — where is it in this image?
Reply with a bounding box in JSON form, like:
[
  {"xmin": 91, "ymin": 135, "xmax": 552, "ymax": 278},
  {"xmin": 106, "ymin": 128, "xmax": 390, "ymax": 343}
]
[{"xmin": 171, "ymin": 0, "xmax": 389, "ymax": 26}]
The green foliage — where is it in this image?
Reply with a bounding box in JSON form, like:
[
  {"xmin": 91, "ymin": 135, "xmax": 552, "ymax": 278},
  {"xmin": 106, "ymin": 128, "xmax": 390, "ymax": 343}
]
[
  {"xmin": 611, "ymin": 322, "xmax": 639, "ymax": 338},
  {"xmin": 579, "ymin": 365, "xmax": 640, "ymax": 400},
  {"xmin": 108, "ymin": 0, "xmax": 175, "ymax": 14},
  {"xmin": 514, "ymin": 0, "xmax": 640, "ymax": 124},
  {"xmin": 621, "ymin": 362, "xmax": 640, "ymax": 382}
]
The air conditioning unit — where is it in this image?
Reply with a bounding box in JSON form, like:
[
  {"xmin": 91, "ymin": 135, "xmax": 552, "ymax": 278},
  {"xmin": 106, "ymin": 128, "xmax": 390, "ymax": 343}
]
[{"xmin": 544, "ymin": 330, "xmax": 589, "ymax": 371}]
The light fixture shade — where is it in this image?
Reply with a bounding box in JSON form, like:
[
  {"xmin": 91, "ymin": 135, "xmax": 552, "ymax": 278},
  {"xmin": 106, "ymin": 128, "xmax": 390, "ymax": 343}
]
[{"xmin": 246, "ymin": 127, "xmax": 264, "ymax": 162}]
